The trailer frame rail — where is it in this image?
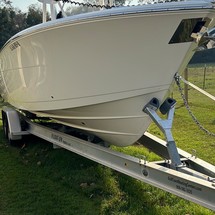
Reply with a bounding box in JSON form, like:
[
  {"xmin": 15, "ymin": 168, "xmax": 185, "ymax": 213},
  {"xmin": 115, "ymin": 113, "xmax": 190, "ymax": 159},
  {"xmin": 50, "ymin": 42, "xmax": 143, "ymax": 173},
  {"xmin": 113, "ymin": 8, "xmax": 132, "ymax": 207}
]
[{"xmin": 1, "ymin": 106, "xmax": 215, "ymax": 211}]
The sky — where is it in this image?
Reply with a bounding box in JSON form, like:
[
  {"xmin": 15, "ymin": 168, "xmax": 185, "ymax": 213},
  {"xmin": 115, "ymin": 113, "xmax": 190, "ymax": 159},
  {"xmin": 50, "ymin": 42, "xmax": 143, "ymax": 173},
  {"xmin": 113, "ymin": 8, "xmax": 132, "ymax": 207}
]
[{"xmin": 11, "ymin": 0, "xmax": 40, "ymax": 12}]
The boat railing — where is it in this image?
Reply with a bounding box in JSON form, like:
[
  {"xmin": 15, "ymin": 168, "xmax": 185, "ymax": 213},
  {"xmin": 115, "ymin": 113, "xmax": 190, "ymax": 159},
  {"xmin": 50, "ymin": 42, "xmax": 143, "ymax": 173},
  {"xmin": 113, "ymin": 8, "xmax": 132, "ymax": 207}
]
[{"xmin": 38, "ymin": 0, "xmax": 67, "ymax": 23}]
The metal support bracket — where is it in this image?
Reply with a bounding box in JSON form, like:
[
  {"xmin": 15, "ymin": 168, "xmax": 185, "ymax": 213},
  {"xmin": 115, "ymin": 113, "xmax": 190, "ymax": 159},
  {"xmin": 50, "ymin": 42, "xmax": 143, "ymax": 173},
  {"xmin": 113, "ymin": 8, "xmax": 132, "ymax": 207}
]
[{"xmin": 143, "ymin": 101, "xmax": 182, "ymax": 169}]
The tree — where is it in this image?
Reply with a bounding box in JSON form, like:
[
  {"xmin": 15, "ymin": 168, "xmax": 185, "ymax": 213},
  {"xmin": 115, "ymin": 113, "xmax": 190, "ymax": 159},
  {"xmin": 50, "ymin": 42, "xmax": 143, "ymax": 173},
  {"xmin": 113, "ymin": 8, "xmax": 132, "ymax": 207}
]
[
  {"xmin": 64, "ymin": 0, "xmax": 126, "ymax": 16},
  {"xmin": 26, "ymin": 4, "xmax": 51, "ymax": 27},
  {"xmin": 115, "ymin": 0, "xmax": 125, "ymax": 6},
  {"xmin": 0, "ymin": 6, "xmax": 26, "ymax": 47},
  {"xmin": 14, "ymin": 9, "xmax": 27, "ymax": 32},
  {"xmin": 66, "ymin": 5, "xmax": 99, "ymax": 16},
  {"xmin": 0, "ymin": 3, "xmax": 49, "ymax": 48},
  {"xmin": 0, "ymin": 7, "xmax": 11, "ymax": 47},
  {"xmin": 26, "ymin": 4, "xmax": 43, "ymax": 27},
  {"xmin": 0, "ymin": 0, "xmax": 12, "ymax": 8}
]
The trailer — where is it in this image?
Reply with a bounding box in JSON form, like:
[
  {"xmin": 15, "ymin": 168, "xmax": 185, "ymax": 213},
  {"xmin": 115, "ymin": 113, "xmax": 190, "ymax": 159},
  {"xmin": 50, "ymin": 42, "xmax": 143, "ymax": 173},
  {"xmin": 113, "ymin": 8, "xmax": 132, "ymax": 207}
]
[{"xmin": 1, "ymin": 100, "xmax": 215, "ymax": 211}]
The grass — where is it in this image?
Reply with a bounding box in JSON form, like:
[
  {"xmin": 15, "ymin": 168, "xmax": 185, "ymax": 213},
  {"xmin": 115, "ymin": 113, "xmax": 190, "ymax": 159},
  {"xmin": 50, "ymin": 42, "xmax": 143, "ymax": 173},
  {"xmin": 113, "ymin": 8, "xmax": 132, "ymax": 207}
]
[{"xmin": 0, "ymin": 67, "xmax": 215, "ymax": 214}]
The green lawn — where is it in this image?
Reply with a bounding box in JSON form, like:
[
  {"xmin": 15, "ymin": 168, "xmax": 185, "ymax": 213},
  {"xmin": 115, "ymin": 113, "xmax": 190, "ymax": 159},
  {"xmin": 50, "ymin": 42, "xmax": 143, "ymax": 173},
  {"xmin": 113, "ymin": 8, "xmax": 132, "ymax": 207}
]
[{"xmin": 0, "ymin": 67, "xmax": 215, "ymax": 215}]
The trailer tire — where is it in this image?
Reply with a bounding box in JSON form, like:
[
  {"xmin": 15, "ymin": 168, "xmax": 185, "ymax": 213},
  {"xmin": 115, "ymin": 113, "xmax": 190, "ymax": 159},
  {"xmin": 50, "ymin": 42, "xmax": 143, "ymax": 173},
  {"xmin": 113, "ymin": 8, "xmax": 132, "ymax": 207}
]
[{"xmin": 2, "ymin": 110, "xmax": 19, "ymax": 146}]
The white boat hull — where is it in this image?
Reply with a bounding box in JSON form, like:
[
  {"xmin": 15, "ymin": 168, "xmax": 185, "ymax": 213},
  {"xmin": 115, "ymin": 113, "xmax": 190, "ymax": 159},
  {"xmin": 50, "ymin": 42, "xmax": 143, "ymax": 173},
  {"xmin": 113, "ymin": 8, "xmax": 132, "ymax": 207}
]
[
  {"xmin": 34, "ymin": 92, "xmax": 166, "ymax": 146},
  {"xmin": 1, "ymin": 1, "xmax": 215, "ymax": 146}
]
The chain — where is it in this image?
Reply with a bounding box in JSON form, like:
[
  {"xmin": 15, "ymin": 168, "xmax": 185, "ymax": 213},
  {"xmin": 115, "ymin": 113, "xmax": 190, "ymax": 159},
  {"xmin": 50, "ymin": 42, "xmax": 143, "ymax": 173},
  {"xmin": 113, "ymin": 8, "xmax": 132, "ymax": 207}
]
[
  {"xmin": 56, "ymin": 0, "xmax": 185, "ymax": 10},
  {"xmin": 174, "ymin": 73, "xmax": 215, "ymax": 137},
  {"xmin": 57, "ymin": 0, "xmax": 117, "ymax": 9}
]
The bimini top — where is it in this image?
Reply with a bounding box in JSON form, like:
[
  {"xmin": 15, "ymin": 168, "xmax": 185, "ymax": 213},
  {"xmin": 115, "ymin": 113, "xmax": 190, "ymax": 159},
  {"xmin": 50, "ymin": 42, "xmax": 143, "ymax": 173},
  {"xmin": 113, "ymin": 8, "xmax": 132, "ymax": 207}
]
[{"xmin": 6, "ymin": 0, "xmax": 215, "ymax": 44}]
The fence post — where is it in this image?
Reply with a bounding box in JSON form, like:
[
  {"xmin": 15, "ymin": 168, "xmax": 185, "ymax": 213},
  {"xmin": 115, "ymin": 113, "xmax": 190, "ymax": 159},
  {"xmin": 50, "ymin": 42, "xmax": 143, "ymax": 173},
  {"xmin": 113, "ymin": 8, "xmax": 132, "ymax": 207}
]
[
  {"xmin": 203, "ymin": 64, "xmax": 206, "ymax": 89},
  {"xmin": 184, "ymin": 67, "xmax": 188, "ymax": 104}
]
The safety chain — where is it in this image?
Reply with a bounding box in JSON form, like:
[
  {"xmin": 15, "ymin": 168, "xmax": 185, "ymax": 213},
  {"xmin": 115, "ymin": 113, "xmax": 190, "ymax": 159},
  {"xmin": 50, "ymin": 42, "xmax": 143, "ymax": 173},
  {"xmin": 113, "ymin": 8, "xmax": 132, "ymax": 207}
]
[
  {"xmin": 174, "ymin": 73, "xmax": 215, "ymax": 137},
  {"xmin": 55, "ymin": 0, "xmax": 184, "ymax": 10}
]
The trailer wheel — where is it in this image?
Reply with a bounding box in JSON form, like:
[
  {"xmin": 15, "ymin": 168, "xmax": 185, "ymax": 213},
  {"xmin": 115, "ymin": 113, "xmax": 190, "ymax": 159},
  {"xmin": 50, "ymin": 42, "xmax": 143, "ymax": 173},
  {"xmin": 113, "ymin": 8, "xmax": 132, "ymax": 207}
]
[{"xmin": 2, "ymin": 111, "xmax": 17, "ymax": 145}]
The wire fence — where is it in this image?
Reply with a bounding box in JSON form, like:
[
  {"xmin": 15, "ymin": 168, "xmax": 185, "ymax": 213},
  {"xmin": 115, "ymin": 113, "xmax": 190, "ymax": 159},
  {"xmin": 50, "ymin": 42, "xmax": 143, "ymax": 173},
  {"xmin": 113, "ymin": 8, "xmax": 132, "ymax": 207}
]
[
  {"xmin": 181, "ymin": 64, "xmax": 215, "ymax": 102},
  {"xmin": 184, "ymin": 64, "xmax": 215, "ymax": 89}
]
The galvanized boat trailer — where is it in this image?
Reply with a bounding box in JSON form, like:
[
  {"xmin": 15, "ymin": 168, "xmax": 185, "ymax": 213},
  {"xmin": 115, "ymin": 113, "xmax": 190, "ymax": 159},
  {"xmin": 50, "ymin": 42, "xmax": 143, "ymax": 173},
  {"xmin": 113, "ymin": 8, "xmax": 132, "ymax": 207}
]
[{"xmin": 1, "ymin": 100, "xmax": 215, "ymax": 211}]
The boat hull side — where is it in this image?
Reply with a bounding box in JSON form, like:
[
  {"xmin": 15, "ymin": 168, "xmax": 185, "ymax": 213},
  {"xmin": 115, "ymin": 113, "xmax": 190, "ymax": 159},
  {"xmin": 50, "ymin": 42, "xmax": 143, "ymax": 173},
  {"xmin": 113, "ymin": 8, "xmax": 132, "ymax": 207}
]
[
  {"xmin": 1, "ymin": 5, "xmax": 215, "ymax": 146},
  {"xmin": 0, "ymin": 10, "xmax": 210, "ymax": 110},
  {"xmin": 35, "ymin": 91, "xmax": 166, "ymax": 146}
]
